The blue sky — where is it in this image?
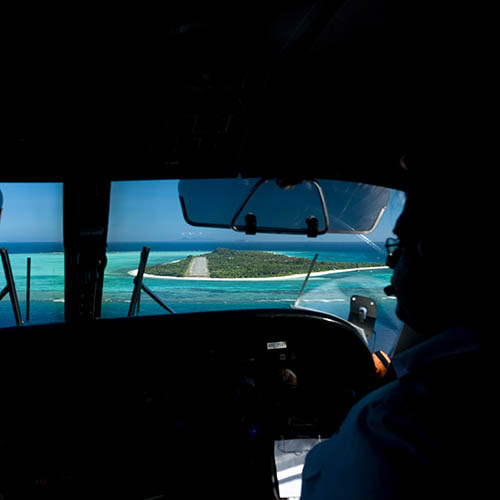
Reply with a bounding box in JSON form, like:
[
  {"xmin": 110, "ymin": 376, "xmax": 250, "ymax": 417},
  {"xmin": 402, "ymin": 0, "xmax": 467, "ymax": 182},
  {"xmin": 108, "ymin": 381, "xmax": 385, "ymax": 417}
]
[
  {"xmin": 0, "ymin": 181, "xmax": 404, "ymax": 243},
  {"xmin": 0, "ymin": 183, "xmax": 63, "ymax": 242}
]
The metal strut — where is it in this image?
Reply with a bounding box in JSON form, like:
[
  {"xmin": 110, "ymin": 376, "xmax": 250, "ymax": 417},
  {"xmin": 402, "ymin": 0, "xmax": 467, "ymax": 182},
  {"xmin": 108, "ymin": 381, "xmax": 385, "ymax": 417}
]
[
  {"xmin": 0, "ymin": 248, "xmax": 23, "ymax": 325},
  {"xmin": 128, "ymin": 246, "xmax": 174, "ymax": 316}
]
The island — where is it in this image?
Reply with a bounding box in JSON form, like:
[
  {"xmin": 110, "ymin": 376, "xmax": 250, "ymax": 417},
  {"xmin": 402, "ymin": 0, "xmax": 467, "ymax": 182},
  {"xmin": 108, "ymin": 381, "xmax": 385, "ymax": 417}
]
[{"xmin": 142, "ymin": 247, "xmax": 385, "ymax": 279}]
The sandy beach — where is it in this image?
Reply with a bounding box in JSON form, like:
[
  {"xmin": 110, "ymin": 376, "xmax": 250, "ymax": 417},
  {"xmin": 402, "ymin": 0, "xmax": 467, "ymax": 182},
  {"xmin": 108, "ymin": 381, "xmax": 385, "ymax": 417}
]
[{"xmin": 128, "ymin": 266, "xmax": 388, "ymax": 281}]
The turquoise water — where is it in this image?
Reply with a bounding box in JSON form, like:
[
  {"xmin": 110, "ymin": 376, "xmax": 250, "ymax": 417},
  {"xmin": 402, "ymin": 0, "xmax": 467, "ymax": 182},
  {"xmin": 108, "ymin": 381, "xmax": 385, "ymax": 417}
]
[
  {"xmin": 0, "ymin": 242, "xmax": 402, "ymax": 354},
  {"xmin": 1, "ymin": 248, "xmax": 65, "ymax": 325}
]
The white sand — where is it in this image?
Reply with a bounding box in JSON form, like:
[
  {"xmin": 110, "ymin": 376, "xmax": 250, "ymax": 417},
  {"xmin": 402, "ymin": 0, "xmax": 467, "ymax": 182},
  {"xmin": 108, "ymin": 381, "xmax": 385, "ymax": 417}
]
[{"xmin": 128, "ymin": 266, "xmax": 388, "ymax": 282}]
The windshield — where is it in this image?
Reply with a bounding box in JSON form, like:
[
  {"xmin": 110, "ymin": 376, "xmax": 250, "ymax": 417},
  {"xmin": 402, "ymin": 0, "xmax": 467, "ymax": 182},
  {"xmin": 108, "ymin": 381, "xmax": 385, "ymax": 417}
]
[
  {"xmin": 0, "ymin": 183, "xmax": 64, "ymax": 328},
  {"xmin": 103, "ymin": 179, "xmax": 405, "ymax": 355}
]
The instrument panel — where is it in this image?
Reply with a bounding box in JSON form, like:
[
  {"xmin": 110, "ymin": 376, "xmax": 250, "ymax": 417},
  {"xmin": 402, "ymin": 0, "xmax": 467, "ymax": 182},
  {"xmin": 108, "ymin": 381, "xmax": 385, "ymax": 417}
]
[{"xmin": 0, "ymin": 309, "xmax": 377, "ymax": 499}]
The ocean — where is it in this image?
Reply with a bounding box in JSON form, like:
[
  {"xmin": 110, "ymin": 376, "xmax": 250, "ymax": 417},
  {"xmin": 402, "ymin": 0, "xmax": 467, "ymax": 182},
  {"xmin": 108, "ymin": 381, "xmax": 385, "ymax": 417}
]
[{"xmin": 0, "ymin": 241, "xmax": 402, "ymax": 354}]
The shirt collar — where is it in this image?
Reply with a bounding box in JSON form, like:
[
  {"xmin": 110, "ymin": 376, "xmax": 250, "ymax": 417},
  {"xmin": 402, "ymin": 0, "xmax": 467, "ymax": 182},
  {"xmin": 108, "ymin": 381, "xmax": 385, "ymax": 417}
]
[{"xmin": 391, "ymin": 325, "xmax": 481, "ymax": 379}]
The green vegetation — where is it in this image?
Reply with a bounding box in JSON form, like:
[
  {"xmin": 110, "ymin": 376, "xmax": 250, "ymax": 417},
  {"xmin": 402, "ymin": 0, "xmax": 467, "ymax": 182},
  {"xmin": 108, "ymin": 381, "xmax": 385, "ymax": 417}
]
[
  {"xmin": 145, "ymin": 248, "xmax": 384, "ymax": 279},
  {"xmin": 206, "ymin": 248, "xmax": 333, "ymax": 278},
  {"xmin": 145, "ymin": 256, "xmax": 193, "ymax": 277}
]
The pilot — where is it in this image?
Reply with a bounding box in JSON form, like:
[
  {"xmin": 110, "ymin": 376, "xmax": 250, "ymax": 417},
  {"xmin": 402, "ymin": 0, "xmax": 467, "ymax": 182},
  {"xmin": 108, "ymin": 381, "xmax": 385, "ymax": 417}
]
[{"xmin": 301, "ymin": 150, "xmax": 490, "ymax": 499}]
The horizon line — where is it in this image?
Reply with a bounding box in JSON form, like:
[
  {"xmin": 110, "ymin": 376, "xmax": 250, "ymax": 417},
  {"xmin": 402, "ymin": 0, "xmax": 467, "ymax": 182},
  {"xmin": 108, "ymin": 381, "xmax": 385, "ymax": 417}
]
[{"xmin": 0, "ymin": 239, "xmax": 386, "ymax": 245}]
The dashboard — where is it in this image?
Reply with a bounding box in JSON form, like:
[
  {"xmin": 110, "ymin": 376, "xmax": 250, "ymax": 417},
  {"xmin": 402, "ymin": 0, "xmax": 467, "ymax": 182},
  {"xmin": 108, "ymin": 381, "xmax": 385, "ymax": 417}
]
[{"xmin": 0, "ymin": 309, "xmax": 378, "ymax": 499}]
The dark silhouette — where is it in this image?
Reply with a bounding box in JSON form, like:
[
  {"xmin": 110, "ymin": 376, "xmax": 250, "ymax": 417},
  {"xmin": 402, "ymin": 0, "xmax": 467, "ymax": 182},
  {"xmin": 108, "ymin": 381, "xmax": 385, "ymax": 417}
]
[{"xmin": 301, "ymin": 150, "xmax": 491, "ymax": 498}]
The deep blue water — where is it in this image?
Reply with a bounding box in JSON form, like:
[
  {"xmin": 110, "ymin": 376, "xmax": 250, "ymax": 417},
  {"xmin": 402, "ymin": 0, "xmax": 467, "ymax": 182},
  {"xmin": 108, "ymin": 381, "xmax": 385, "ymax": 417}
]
[
  {"xmin": 2, "ymin": 242, "xmax": 64, "ymax": 253},
  {"xmin": 0, "ymin": 241, "xmax": 402, "ymax": 354}
]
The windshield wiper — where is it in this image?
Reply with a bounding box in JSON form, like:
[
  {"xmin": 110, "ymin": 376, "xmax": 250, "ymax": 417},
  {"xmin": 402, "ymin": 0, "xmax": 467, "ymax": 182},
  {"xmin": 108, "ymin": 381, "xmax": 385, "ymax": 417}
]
[{"xmin": 293, "ymin": 252, "xmax": 319, "ymax": 307}]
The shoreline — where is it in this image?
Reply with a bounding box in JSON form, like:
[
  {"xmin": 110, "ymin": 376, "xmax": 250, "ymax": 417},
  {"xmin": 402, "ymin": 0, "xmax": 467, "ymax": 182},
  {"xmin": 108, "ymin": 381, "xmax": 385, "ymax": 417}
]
[{"xmin": 127, "ymin": 266, "xmax": 388, "ymax": 281}]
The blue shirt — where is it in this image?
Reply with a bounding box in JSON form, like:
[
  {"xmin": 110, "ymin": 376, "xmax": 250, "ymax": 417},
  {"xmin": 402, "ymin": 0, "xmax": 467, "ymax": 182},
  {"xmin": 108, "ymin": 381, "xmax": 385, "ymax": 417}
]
[{"xmin": 301, "ymin": 326, "xmax": 486, "ymax": 499}]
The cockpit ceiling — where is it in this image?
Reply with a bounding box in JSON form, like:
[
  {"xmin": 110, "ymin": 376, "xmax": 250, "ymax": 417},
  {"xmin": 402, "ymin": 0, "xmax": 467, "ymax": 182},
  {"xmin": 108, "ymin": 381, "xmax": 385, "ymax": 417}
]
[{"xmin": 2, "ymin": 2, "xmax": 456, "ymax": 189}]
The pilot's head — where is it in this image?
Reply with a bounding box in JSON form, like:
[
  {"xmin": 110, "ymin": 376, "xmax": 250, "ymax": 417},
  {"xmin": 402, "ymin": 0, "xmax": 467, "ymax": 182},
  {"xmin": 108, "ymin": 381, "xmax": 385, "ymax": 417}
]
[{"xmin": 387, "ymin": 151, "xmax": 486, "ymax": 336}]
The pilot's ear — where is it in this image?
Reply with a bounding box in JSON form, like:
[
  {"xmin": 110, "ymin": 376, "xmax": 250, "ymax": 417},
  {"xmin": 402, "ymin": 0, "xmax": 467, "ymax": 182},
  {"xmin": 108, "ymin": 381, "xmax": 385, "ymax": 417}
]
[
  {"xmin": 417, "ymin": 240, "xmax": 424, "ymax": 260},
  {"xmin": 400, "ymin": 155, "xmax": 408, "ymax": 170}
]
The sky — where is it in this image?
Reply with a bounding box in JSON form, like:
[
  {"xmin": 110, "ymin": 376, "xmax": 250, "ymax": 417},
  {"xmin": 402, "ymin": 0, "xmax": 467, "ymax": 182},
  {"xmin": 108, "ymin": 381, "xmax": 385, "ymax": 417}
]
[
  {"xmin": 0, "ymin": 180, "xmax": 404, "ymax": 244},
  {"xmin": 0, "ymin": 183, "xmax": 63, "ymax": 242}
]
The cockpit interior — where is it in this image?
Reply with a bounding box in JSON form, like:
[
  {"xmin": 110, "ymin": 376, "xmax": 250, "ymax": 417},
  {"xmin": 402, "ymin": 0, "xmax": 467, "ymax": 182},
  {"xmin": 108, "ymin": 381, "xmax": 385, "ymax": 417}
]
[{"xmin": 1, "ymin": 1, "xmax": 486, "ymax": 499}]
